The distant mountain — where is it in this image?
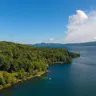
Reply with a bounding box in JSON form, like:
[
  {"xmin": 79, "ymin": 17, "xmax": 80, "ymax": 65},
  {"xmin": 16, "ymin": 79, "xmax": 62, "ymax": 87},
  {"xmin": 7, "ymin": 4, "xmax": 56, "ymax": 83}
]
[
  {"xmin": 33, "ymin": 41, "xmax": 96, "ymax": 48},
  {"xmin": 65, "ymin": 41, "xmax": 96, "ymax": 46},
  {"xmin": 33, "ymin": 43, "xmax": 66, "ymax": 48}
]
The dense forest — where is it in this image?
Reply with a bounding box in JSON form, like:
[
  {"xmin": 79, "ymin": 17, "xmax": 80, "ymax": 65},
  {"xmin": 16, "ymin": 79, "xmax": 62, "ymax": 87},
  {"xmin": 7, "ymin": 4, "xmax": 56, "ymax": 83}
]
[{"xmin": 0, "ymin": 41, "xmax": 80, "ymax": 89}]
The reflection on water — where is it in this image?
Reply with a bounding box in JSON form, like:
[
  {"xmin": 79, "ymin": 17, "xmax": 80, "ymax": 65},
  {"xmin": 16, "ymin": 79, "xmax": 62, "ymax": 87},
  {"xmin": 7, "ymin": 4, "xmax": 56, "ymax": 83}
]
[{"xmin": 0, "ymin": 46, "xmax": 96, "ymax": 96}]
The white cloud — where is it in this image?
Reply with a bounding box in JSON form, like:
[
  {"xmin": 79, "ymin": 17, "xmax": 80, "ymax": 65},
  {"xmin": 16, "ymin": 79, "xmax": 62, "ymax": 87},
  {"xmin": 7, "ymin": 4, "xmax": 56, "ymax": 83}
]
[
  {"xmin": 64, "ymin": 10, "xmax": 96, "ymax": 43},
  {"xmin": 49, "ymin": 37, "xmax": 55, "ymax": 41}
]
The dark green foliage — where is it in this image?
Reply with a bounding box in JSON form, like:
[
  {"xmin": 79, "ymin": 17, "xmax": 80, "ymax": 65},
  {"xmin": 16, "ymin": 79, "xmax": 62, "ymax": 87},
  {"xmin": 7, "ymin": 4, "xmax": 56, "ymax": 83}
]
[
  {"xmin": 17, "ymin": 69, "xmax": 26, "ymax": 79},
  {"xmin": 69, "ymin": 52, "xmax": 80, "ymax": 58},
  {"xmin": 2, "ymin": 72, "xmax": 16, "ymax": 84},
  {"xmin": 0, "ymin": 76, "xmax": 6, "ymax": 86},
  {"xmin": 0, "ymin": 41, "xmax": 80, "ymax": 73},
  {"xmin": 2, "ymin": 72, "xmax": 9, "ymax": 84},
  {"xmin": 0, "ymin": 41, "xmax": 80, "ymax": 88}
]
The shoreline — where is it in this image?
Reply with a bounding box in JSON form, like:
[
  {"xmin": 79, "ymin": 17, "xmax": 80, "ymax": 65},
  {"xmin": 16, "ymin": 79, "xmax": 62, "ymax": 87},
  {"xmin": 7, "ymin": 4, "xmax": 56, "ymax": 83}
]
[
  {"xmin": 0, "ymin": 71, "xmax": 46, "ymax": 90},
  {"xmin": 0, "ymin": 58, "xmax": 80, "ymax": 90},
  {"xmin": 0, "ymin": 61, "xmax": 79, "ymax": 90}
]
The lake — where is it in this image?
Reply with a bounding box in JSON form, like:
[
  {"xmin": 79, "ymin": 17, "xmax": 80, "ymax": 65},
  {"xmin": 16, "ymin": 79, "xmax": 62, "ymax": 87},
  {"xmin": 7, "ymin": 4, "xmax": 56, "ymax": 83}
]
[{"xmin": 0, "ymin": 46, "xmax": 96, "ymax": 96}]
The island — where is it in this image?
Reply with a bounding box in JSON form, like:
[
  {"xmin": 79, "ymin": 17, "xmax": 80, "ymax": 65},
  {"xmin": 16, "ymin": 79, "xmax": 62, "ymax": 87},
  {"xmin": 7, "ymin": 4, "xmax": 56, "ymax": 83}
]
[{"xmin": 0, "ymin": 41, "xmax": 80, "ymax": 89}]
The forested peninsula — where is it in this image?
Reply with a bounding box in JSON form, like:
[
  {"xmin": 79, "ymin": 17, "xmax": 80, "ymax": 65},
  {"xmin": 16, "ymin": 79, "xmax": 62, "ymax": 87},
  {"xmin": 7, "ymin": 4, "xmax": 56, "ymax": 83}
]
[{"xmin": 0, "ymin": 41, "xmax": 80, "ymax": 89}]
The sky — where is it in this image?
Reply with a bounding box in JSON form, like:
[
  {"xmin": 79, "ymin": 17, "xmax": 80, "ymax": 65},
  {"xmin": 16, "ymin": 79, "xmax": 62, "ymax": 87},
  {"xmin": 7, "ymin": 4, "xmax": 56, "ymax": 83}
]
[{"xmin": 0, "ymin": 0, "xmax": 96, "ymax": 44}]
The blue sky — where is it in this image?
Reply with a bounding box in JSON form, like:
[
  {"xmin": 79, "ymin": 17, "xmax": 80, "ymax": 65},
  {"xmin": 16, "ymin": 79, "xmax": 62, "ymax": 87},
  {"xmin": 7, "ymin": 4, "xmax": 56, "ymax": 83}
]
[{"xmin": 0, "ymin": 0, "xmax": 96, "ymax": 44}]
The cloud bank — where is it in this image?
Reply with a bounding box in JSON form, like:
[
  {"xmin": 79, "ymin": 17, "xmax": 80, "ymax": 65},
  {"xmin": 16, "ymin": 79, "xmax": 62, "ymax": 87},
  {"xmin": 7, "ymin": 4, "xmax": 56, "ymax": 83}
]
[{"xmin": 64, "ymin": 10, "xmax": 96, "ymax": 43}]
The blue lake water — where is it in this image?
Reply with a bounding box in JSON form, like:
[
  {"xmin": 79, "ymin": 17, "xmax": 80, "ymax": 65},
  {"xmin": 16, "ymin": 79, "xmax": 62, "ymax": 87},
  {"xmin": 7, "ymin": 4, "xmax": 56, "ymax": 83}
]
[{"xmin": 0, "ymin": 46, "xmax": 96, "ymax": 96}]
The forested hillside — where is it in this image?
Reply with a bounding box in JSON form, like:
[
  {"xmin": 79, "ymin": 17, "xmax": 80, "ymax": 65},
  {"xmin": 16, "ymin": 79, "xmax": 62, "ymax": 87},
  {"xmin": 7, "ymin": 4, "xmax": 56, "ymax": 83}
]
[{"xmin": 0, "ymin": 41, "xmax": 80, "ymax": 89}]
